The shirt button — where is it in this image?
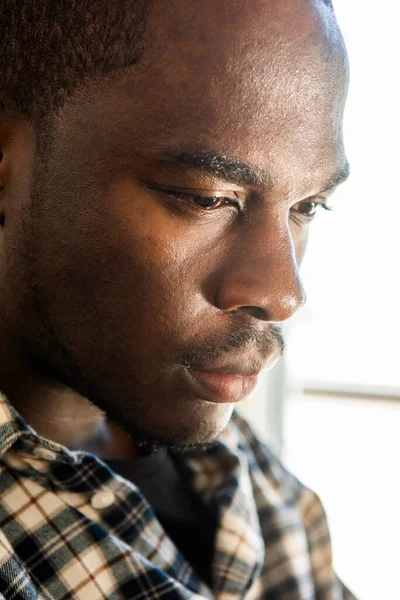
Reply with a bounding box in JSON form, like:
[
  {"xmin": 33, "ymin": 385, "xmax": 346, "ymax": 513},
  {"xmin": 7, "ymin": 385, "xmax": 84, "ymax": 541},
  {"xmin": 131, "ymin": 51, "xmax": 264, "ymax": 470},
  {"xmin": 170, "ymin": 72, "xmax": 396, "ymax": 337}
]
[
  {"xmin": 33, "ymin": 447, "xmax": 58, "ymax": 461},
  {"xmin": 91, "ymin": 490, "xmax": 116, "ymax": 510}
]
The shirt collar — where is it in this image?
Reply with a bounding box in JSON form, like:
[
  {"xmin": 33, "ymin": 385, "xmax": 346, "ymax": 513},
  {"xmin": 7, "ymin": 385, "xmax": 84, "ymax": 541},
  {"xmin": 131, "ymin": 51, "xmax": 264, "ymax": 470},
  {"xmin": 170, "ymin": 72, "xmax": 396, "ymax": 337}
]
[
  {"xmin": 0, "ymin": 393, "xmax": 33, "ymax": 455},
  {"xmin": 0, "ymin": 393, "xmax": 81, "ymax": 464}
]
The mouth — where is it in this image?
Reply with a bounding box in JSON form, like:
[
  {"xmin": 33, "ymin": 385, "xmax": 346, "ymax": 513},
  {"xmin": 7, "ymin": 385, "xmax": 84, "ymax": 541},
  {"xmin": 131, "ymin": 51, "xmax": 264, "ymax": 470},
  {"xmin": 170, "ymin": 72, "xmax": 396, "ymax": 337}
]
[
  {"xmin": 180, "ymin": 333, "xmax": 283, "ymax": 404},
  {"xmin": 182, "ymin": 355, "xmax": 264, "ymax": 404}
]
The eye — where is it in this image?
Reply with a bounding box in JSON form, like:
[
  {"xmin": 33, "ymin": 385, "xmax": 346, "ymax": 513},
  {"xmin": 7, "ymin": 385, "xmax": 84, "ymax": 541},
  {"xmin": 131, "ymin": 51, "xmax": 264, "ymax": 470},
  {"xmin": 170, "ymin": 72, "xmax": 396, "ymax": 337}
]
[
  {"xmin": 296, "ymin": 200, "xmax": 319, "ymax": 217},
  {"xmin": 175, "ymin": 193, "xmax": 225, "ymax": 209},
  {"xmin": 290, "ymin": 198, "xmax": 332, "ymax": 225},
  {"xmin": 152, "ymin": 185, "xmax": 241, "ymax": 212}
]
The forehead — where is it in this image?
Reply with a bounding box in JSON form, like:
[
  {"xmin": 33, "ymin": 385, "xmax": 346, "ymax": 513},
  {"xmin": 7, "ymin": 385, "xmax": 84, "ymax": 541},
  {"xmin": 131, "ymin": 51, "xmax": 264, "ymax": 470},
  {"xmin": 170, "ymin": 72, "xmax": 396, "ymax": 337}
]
[{"xmin": 50, "ymin": 0, "xmax": 348, "ymax": 193}]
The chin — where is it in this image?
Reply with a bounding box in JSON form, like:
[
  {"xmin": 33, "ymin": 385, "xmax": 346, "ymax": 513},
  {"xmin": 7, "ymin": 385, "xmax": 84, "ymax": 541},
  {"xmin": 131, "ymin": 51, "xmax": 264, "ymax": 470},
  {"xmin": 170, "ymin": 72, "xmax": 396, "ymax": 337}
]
[
  {"xmin": 50, "ymin": 360, "xmax": 235, "ymax": 453},
  {"xmin": 114, "ymin": 398, "xmax": 234, "ymax": 453}
]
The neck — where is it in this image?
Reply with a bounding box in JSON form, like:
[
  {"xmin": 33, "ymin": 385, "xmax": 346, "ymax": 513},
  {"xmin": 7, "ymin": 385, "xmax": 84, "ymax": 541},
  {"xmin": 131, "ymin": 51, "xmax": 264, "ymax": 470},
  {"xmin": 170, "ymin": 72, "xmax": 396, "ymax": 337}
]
[{"xmin": 0, "ymin": 347, "xmax": 137, "ymax": 459}]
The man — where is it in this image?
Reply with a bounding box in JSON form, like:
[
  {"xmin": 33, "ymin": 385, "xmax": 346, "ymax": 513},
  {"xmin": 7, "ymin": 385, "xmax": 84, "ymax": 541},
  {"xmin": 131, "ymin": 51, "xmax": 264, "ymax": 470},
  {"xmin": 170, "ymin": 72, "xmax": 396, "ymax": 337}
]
[{"xmin": 0, "ymin": 0, "xmax": 354, "ymax": 598}]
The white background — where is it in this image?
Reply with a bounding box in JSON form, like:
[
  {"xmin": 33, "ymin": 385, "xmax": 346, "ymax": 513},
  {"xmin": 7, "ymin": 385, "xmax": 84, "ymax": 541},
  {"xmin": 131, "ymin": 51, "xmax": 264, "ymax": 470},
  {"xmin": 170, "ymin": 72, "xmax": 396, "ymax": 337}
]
[
  {"xmin": 289, "ymin": 0, "xmax": 400, "ymax": 393},
  {"xmin": 242, "ymin": 2, "xmax": 400, "ymax": 598}
]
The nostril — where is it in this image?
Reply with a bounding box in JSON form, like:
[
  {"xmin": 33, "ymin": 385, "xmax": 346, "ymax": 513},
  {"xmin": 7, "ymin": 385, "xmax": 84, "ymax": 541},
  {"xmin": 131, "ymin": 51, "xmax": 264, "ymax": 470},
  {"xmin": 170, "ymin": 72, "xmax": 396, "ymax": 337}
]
[{"xmin": 237, "ymin": 306, "xmax": 268, "ymax": 321}]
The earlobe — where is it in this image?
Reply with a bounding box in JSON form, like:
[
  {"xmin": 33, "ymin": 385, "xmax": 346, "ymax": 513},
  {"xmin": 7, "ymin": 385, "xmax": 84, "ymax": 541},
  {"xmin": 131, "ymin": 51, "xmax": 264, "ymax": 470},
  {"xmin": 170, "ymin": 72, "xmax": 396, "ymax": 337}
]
[
  {"xmin": 0, "ymin": 102, "xmax": 12, "ymax": 229},
  {"xmin": 0, "ymin": 102, "xmax": 35, "ymax": 232},
  {"xmin": 0, "ymin": 150, "xmax": 4, "ymax": 228},
  {"xmin": 0, "ymin": 149, "xmax": 5, "ymax": 228}
]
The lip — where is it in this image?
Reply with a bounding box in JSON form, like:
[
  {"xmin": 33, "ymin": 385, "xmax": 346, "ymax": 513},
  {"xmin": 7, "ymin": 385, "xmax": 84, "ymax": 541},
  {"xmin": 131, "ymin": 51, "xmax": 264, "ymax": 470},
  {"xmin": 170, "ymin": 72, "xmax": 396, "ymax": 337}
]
[{"xmin": 184, "ymin": 367, "xmax": 259, "ymax": 404}]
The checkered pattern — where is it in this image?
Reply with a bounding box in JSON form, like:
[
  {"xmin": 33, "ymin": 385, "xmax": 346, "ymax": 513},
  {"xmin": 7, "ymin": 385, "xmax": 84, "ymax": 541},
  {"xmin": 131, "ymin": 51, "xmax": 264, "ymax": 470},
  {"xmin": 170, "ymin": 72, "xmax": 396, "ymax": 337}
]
[{"xmin": 0, "ymin": 395, "xmax": 356, "ymax": 599}]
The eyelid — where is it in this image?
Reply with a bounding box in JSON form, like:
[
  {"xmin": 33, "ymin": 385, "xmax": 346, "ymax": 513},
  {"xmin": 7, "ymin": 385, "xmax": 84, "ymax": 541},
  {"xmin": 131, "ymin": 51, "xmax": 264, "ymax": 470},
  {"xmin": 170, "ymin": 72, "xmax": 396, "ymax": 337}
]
[
  {"xmin": 302, "ymin": 194, "xmax": 333, "ymax": 206},
  {"xmin": 315, "ymin": 188, "xmax": 337, "ymax": 201},
  {"xmin": 291, "ymin": 196, "xmax": 328, "ymax": 209},
  {"xmin": 146, "ymin": 182, "xmax": 242, "ymax": 200}
]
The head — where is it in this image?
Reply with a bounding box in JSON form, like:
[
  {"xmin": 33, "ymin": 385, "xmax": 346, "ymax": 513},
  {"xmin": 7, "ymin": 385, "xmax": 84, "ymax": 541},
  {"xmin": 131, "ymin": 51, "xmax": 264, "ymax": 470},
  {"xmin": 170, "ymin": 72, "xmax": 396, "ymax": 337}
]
[{"xmin": 0, "ymin": 0, "xmax": 348, "ymax": 449}]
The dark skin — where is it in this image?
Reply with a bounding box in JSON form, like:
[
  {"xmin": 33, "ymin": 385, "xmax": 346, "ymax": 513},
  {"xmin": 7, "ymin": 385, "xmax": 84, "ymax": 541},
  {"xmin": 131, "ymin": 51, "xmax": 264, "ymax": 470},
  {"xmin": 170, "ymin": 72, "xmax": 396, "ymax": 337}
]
[{"xmin": 0, "ymin": 0, "xmax": 348, "ymax": 458}]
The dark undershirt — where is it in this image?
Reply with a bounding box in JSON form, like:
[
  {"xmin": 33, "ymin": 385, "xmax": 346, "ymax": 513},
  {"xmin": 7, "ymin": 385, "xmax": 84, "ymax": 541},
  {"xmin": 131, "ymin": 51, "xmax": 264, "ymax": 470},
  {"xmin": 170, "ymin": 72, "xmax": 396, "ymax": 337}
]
[{"xmin": 105, "ymin": 449, "xmax": 217, "ymax": 586}]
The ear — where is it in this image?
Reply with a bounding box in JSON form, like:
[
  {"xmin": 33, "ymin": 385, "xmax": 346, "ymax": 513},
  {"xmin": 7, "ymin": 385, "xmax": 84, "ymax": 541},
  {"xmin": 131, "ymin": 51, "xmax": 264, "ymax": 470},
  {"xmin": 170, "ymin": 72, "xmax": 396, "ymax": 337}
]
[
  {"xmin": 0, "ymin": 100, "xmax": 35, "ymax": 231},
  {"xmin": 0, "ymin": 100, "xmax": 16, "ymax": 229},
  {"xmin": 0, "ymin": 102, "xmax": 6, "ymax": 227}
]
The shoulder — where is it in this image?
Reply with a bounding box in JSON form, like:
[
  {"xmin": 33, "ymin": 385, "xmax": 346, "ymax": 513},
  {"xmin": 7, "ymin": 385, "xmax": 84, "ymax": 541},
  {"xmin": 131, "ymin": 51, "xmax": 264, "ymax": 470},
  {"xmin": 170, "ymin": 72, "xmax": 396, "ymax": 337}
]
[
  {"xmin": 225, "ymin": 410, "xmax": 327, "ymax": 521},
  {"xmin": 223, "ymin": 413, "xmax": 355, "ymax": 599},
  {"xmin": 226, "ymin": 410, "xmax": 302, "ymax": 492}
]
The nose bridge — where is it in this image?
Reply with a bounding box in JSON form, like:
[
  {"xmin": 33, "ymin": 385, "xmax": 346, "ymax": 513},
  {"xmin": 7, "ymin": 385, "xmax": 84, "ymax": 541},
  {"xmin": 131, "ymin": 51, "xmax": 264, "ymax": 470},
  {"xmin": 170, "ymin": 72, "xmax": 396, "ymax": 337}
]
[{"xmin": 213, "ymin": 211, "xmax": 306, "ymax": 322}]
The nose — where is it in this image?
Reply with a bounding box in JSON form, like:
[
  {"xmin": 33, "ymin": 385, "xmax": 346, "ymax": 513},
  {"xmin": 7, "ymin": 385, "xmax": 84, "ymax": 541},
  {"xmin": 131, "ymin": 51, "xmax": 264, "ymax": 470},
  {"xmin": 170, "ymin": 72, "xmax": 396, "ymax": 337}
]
[{"xmin": 210, "ymin": 212, "xmax": 306, "ymax": 322}]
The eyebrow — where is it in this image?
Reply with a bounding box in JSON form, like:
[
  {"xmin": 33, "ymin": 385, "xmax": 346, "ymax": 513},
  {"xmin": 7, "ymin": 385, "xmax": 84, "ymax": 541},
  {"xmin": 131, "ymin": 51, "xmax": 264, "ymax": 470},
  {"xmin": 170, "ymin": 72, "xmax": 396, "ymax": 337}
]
[
  {"xmin": 152, "ymin": 149, "xmax": 271, "ymax": 188},
  {"xmin": 151, "ymin": 149, "xmax": 350, "ymax": 195}
]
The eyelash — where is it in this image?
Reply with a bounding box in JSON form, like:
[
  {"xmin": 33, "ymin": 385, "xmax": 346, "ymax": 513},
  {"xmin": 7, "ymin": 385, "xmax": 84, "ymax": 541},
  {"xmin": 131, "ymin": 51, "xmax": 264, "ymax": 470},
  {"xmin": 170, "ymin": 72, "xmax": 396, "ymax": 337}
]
[
  {"xmin": 163, "ymin": 190, "xmax": 239, "ymax": 211},
  {"xmin": 163, "ymin": 189, "xmax": 333, "ymax": 223},
  {"xmin": 289, "ymin": 200, "xmax": 333, "ymax": 226}
]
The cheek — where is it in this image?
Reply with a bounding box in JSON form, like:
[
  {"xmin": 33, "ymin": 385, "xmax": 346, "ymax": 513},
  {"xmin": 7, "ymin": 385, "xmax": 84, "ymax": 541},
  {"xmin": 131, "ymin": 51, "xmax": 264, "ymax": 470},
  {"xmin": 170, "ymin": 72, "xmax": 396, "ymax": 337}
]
[{"xmin": 32, "ymin": 178, "xmax": 209, "ymax": 355}]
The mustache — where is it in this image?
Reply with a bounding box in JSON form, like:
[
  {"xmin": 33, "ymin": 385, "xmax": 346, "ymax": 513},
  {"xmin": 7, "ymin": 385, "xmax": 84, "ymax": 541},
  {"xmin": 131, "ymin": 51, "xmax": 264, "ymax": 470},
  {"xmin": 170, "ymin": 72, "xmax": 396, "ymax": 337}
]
[{"xmin": 180, "ymin": 323, "xmax": 285, "ymax": 368}]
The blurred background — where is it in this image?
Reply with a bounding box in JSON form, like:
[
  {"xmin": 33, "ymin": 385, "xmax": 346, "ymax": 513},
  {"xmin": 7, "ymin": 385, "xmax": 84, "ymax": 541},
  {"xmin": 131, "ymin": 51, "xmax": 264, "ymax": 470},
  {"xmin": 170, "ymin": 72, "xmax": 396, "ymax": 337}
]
[{"xmin": 240, "ymin": 2, "xmax": 400, "ymax": 598}]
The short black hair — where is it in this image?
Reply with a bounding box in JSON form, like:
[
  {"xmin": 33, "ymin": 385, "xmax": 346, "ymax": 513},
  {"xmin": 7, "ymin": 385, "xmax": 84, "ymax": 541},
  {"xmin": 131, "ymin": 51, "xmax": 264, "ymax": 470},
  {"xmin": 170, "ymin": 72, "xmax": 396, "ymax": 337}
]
[
  {"xmin": 0, "ymin": 1, "xmax": 150, "ymax": 120},
  {"xmin": 1, "ymin": 0, "xmax": 334, "ymax": 123}
]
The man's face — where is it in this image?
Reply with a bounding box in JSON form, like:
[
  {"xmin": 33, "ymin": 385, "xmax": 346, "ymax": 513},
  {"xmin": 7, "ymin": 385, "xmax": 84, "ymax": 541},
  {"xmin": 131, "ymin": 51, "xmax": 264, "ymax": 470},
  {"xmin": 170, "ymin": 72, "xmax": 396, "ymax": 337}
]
[{"xmin": 2, "ymin": 0, "xmax": 348, "ymax": 447}]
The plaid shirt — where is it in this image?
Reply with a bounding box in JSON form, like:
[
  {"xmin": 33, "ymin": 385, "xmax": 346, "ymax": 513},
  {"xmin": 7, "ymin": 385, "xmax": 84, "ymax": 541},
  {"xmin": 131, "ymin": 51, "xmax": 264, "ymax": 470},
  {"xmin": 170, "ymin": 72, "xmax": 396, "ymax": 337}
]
[{"xmin": 0, "ymin": 394, "xmax": 356, "ymax": 600}]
